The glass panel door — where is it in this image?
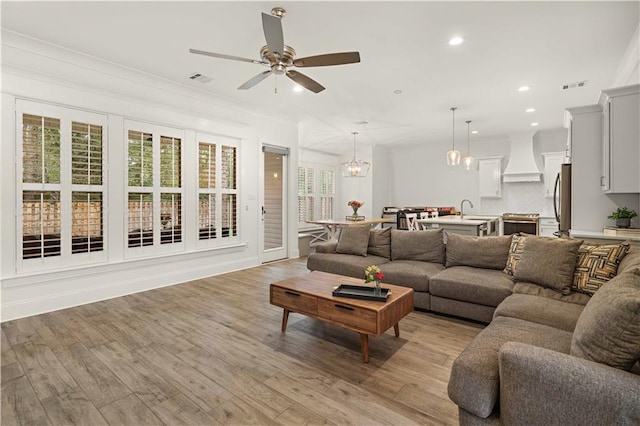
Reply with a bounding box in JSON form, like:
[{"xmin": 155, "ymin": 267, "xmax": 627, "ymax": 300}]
[{"xmin": 262, "ymin": 149, "xmax": 287, "ymax": 262}]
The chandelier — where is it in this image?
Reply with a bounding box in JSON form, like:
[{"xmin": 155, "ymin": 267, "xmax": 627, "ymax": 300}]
[{"xmin": 341, "ymin": 132, "xmax": 370, "ymax": 177}]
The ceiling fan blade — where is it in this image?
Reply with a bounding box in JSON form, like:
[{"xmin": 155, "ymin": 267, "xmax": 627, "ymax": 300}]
[
  {"xmin": 238, "ymin": 70, "xmax": 273, "ymax": 90},
  {"xmin": 189, "ymin": 48, "xmax": 265, "ymax": 65},
  {"xmin": 261, "ymin": 12, "xmax": 284, "ymax": 56},
  {"xmin": 286, "ymin": 70, "xmax": 325, "ymax": 93},
  {"xmin": 293, "ymin": 52, "xmax": 361, "ymax": 67}
]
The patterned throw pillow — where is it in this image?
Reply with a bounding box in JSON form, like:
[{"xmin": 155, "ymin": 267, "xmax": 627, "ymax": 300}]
[
  {"xmin": 503, "ymin": 234, "xmax": 526, "ymax": 275},
  {"xmin": 572, "ymin": 243, "xmax": 630, "ymax": 295}
]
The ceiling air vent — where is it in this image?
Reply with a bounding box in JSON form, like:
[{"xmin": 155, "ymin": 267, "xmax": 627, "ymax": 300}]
[
  {"xmin": 562, "ymin": 80, "xmax": 588, "ymax": 90},
  {"xmin": 189, "ymin": 73, "xmax": 212, "ymax": 83}
]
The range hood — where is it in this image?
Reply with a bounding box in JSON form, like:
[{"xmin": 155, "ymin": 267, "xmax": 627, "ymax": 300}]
[{"xmin": 502, "ymin": 131, "xmax": 542, "ymax": 182}]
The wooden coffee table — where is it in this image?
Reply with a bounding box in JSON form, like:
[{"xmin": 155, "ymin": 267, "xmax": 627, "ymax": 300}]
[{"xmin": 269, "ymin": 270, "xmax": 414, "ymax": 362}]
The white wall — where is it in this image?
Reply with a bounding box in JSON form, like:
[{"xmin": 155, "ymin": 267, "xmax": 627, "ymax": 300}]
[
  {"xmin": 613, "ymin": 23, "xmax": 640, "ymax": 86},
  {"xmin": 387, "ymin": 129, "xmax": 567, "ymax": 216},
  {"xmin": 1, "ymin": 31, "xmax": 298, "ymax": 321}
]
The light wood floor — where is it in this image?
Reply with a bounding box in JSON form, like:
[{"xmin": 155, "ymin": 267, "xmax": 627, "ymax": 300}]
[{"xmin": 1, "ymin": 257, "xmax": 483, "ymax": 425}]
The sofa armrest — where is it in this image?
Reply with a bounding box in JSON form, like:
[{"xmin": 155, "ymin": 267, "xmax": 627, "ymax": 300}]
[
  {"xmin": 499, "ymin": 342, "xmax": 640, "ymax": 425},
  {"xmin": 315, "ymin": 242, "xmax": 338, "ymax": 254}
]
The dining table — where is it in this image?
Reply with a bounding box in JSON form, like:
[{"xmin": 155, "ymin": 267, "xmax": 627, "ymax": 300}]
[{"xmin": 306, "ymin": 217, "xmax": 394, "ymax": 241}]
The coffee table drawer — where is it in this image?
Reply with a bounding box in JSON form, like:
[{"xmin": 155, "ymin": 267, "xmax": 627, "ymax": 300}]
[
  {"xmin": 271, "ymin": 286, "xmax": 318, "ymax": 315},
  {"xmin": 318, "ymin": 299, "xmax": 377, "ymax": 333}
]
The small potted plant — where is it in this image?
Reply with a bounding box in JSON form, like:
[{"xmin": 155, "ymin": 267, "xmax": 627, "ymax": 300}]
[{"xmin": 608, "ymin": 207, "xmax": 638, "ymax": 228}]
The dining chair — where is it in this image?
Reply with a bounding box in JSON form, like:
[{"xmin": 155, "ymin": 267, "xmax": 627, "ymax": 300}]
[{"xmin": 405, "ymin": 213, "xmax": 421, "ymax": 231}]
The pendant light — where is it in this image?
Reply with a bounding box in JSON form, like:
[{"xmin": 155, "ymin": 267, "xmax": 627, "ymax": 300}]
[
  {"xmin": 463, "ymin": 120, "xmax": 474, "ymax": 170},
  {"xmin": 341, "ymin": 131, "xmax": 370, "ymax": 177},
  {"xmin": 446, "ymin": 107, "xmax": 461, "ymax": 166}
]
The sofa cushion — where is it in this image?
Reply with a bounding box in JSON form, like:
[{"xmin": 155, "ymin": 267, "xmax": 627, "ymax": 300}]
[
  {"xmin": 571, "ymin": 269, "xmax": 640, "ymax": 371},
  {"xmin": 512, "ymin": 282, "xmax": 591, "ymax": 305},
  {"xmin": 572, "ymin": 242, "xmax": 630, "ymax": 295},
  {"xmin": 429, "ymin": 267, "xmax": 514, "ymax": 307},
  {"xmin": 448, "ymin": 316, "xmax": 573, "ymax": 418},
  {"xmin": 618, "ymin": 245, "xmax": 640, "ymax": 274},
  {"xmin": 380, "ymin": 260, "xmax": 445, "ymax": 293},
  {"xmin": 335, "ymin": 225, "xmax": 370, "ymax": 256},
  {"xmin": 391, "ymin": 228, "xmax": 445, "ymax": 264},
  {"xmin": 493, "ymin": 294, "xmax": 585, "ymax": 332},
  {"xmin": 445, "ymin": 234, "xmax": 512, "ymax": 270},
  {"xmin": 503, "ymin": 234, "xmax": 526, "ymax": 275},
  {"xmin": 367, "ymin": 227, "xmax": 391, "ymax": 259},
  {"xmin": 306, "ymin": 253, "xmax": 390, "ymax": 279},
  {"xmin": 513, "ymin": 237, "xmax": 583, "ymax": 295}
]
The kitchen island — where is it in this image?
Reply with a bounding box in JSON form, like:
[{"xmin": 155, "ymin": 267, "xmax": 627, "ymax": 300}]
[{"xmin": 417, "ymin": 215, "xmax": 500, "ymax": 238}]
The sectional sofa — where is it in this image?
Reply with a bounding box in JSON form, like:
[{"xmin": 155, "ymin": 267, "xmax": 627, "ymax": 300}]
[{"xmin": 306, "ymin": 226, "xmax": 640, "ymax": 424}]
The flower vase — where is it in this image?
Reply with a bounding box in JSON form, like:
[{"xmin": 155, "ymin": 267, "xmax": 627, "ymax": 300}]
[
  {"xmin": 374, "ymin": 279, "xmax": 382, "ymax": 295},
  {"xmin": 351, "ymin": 206, "xmax": 359, "ymax": 219}
]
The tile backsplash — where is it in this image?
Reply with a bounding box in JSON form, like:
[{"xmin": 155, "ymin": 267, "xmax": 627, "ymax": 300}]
[{"xmin": 481, "ymin": 182, "xmax": 555, "ymax": 217}]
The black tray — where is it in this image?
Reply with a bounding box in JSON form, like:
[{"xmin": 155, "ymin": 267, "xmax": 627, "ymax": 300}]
[{"xmin": 332, "ymin": 284, "xmax": 389, "ymax": 302}]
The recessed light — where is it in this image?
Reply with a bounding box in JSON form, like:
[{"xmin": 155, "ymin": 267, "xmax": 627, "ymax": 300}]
[
  {"xmin": 518, "ymin": 86, "xmax": 530, "ymax": 92},
  {"xmin": 530, "ymin": 122, "xmax": 539, "ymax": 127},
  {"xmin": 526, "ymin": 108, "xmax": 536, "ymax": 113},
  {"xmin": 471, "ymin": 130, "xmax": 478, "ymax": 134},
  {"xmin": 293, "ymin": 85, "xmax": 304, "ymax": 93},
  {"xmin": 449, "ymin": 36, "xmax": 464, "ymax": 46},
  {"xmin": 393, "ymin": 89, "xmax": 402, "ymax": 95}
]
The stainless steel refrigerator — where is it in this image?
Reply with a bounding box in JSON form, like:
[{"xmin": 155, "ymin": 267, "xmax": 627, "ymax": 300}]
[{"xmin": 554, "ymin": 163, "xmax": 571, "ymax": 236}]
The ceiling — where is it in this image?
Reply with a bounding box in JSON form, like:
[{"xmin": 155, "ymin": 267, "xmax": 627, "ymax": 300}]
[{"xmin": 2, "ymin": 1, "xmax": 638, "ymax": 154}]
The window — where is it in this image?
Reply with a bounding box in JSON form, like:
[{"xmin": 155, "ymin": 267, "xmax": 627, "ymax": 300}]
[
  {"xmin": 18, "ymin": 101, "xmax": 107, "ymax": 271},
  {"xmin": 319, "ymin": 169, "xmax": 335, "ymax": 220},
  {"xmin": 298, "ymin": 163, "xmax": 336, "ymax": 224},
  {"xmin": 297, "ymin": 167, "xmax": 314, "ymax": 223},
  {"xmin": 197, "ymin": 134, "xmax": 239, "ymax": 245},
  {"xmin": 125, "ymin": 121, "xmax": 183, "ymax": 255}
]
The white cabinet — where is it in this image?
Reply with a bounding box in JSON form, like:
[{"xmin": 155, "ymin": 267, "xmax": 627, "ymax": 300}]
[
  {"xmin": 542, "ymin": 152, "xmax": 565, "ymax": 198},
  {"xmin": 478, "ymin": 157, "xmax": 502, "ymax": 198},
  {"xmin": 539, "ymin": 217, "xmax": 559, "ymax": 237},
  {"xmin": 600, "ymin": 85, "xmax": 640, "ymax": 193}
]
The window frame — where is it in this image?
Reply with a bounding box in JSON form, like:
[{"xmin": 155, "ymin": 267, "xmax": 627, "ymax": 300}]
[
  {"xmin": 16, "ymin": 100, "xmax": 108, "ymax": 273},
  {"xmin": 196, "ymin": 133, "xmax": 240, "ymax": 249},
  {"xmin": 124, "ymin": 120, "xmax": 185, "ymax": 258},
  {"xmin": 298, "ymin": 162, "xmax": 337, "ymax": 225}
]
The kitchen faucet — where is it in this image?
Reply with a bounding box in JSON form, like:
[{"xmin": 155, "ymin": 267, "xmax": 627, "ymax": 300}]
[{"xmin": 460, "ymin": 199, "xmax": 474, "ymax": 219}]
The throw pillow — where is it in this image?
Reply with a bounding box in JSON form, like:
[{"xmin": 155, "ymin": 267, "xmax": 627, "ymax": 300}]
[
  {"xmin": 512, "ymin": 237, "xmax": 583, "ymax": 294},
  {"xmin": 503, "ymin": 234, "xmax": 526, "ymax": 275},
  {"xmin": 572, "ymin": 242, "xmax": 630, "ymax": 295},
  {"xmin": 571, "ymin": 268, "xmax": 640, "ymax": 371},
  {"xmin": 368, "ymin": 227, "xmax": 391, "ymax": 259},
  {"xmin": 335, "ymin": 225, "xmax": 370, "ymax": 256},
  {"xmin": 391, "ymin": 228, "xmax": 445, "ymax": 264},
  {"xmin": 445, "ymin": 233, "xmax": 512, "ymax": 270}
]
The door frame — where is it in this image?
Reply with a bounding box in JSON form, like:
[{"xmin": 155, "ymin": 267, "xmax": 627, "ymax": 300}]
[{"xmin": 260, "ymin": 144, "xmax": 289, "ymax": 263}]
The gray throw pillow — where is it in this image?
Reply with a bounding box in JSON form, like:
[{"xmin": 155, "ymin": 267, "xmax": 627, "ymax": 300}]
[
  {"xmin": 335, "ymin": 225, "xmax": 370, "ymax": 256},
  {"xmin": 391, "ymin": 228, "xmax": 445, "ymax": 264},
  {"xmin": 445, "ymin": 233, "xmax": 512, "ymax": 270},
  {"xmin": 512, "ymin": 237, "xmax": 582, "ymax": 294},
  {"xmin": 368, "ymin": 227, "xmax": 391, "ymax": 259},
  {"xmin": 571, "ymin": 269, "xmax": 640, "ymax": 371}
]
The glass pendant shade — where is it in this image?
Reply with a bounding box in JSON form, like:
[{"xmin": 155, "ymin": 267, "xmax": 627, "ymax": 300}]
[
  {"xmin": 447, "ymin": 149, "xmax": 461, "ymax": 166},
  {"xmin": 462, "ymin": 155, "xmax": 474, "ymax": 170},
  {"xmin": 463, "ymin": 120, "xmax": 474, "ymax": 170},
  {"xmin": 446, "ymin": 107, "xmax": 460, "ymax": 166},
  {"xmin": 341, "ymin": 132, "xmax": 370, "ymax": 177}
]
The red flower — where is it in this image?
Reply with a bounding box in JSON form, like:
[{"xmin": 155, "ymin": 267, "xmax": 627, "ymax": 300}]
[{"xmin": 376, "ymin": 272, "xmax": 384, "ymax": 280}]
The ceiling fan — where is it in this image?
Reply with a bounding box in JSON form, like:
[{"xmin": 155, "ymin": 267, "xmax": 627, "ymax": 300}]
[{"xmin": 189, "ymin": 7, "xmax": 361, "ymax": 93}]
